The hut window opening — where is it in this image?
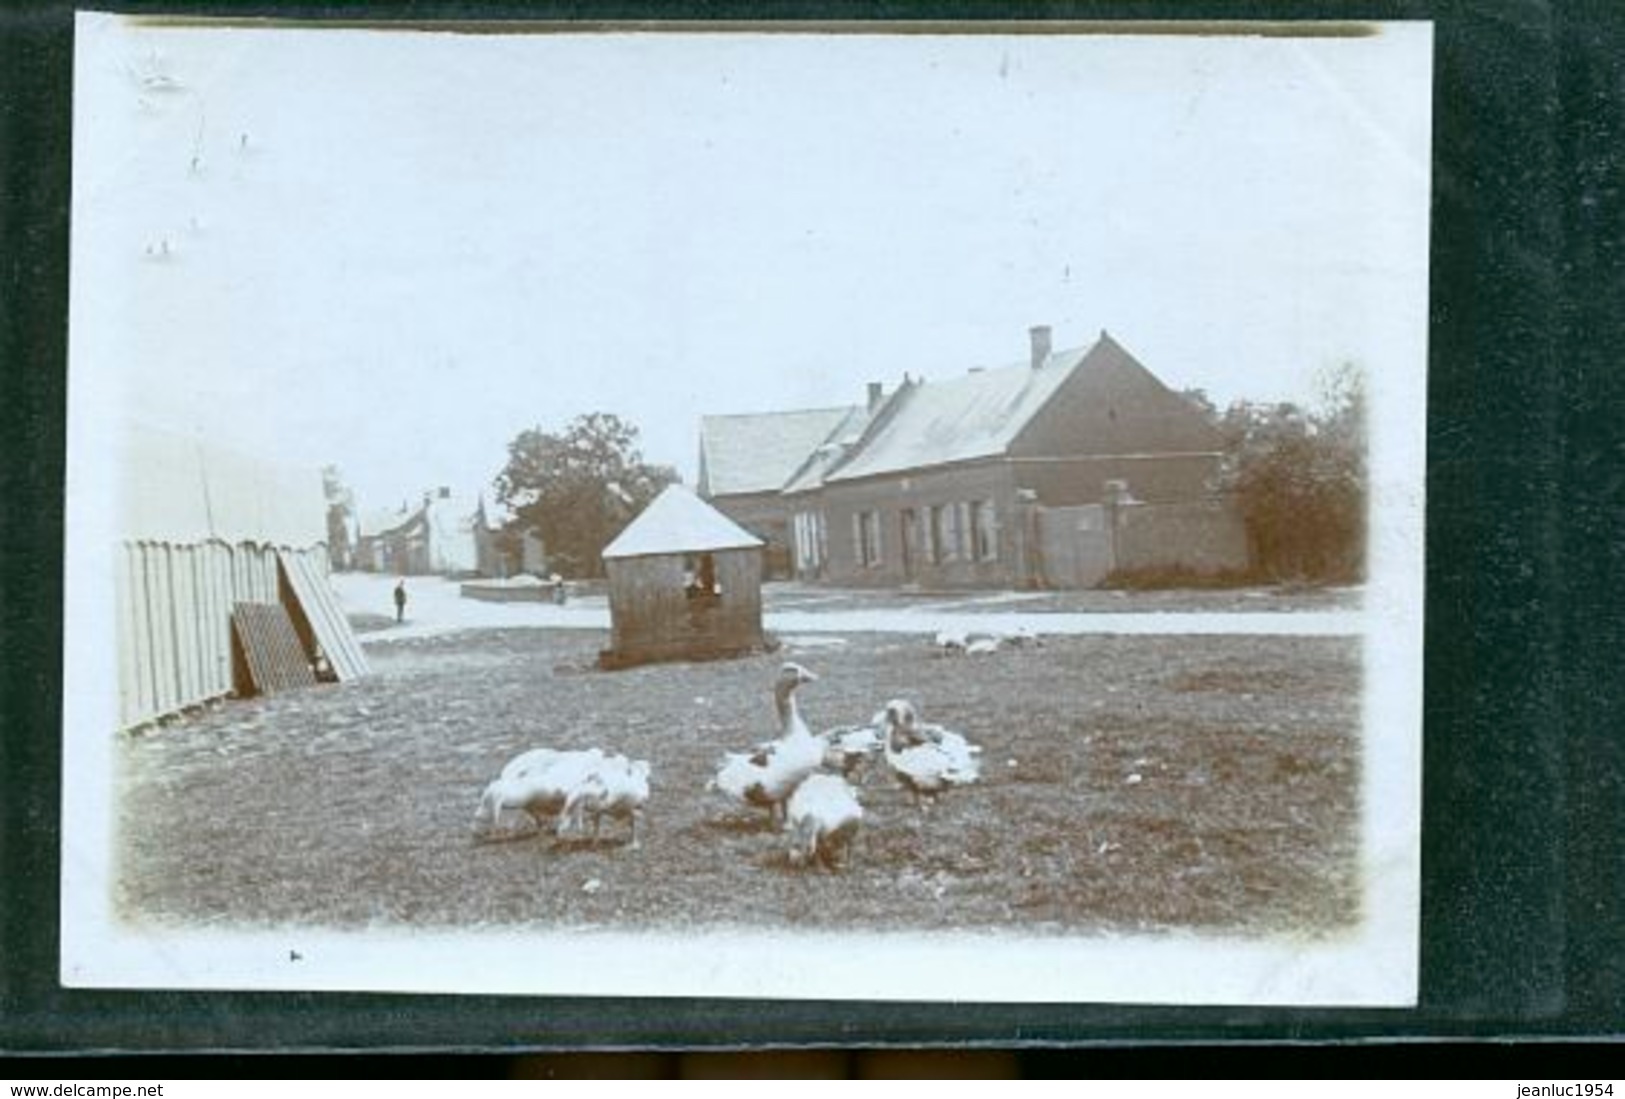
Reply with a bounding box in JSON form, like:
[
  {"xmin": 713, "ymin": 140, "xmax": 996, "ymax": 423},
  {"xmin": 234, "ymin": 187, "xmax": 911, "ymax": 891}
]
[{"xmin": 685, "ymin": 553, "xmax": 720, "ymax": 600}]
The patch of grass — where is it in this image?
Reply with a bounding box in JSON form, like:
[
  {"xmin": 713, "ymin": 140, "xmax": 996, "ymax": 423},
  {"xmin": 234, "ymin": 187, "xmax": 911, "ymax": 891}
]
[{"xmin": 116, "ymin": 629, "xmax": 1361, "ymax": 938}]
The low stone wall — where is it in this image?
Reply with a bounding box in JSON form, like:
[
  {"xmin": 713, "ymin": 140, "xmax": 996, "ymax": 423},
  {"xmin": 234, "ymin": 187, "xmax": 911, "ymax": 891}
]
[
  {"xmin": 460, "ymin": 578, "xmax": 560, "ymax": 603},
  {"xmin": 1027, "ymin": 498, "xmax": 1249, "ymax": 588}
]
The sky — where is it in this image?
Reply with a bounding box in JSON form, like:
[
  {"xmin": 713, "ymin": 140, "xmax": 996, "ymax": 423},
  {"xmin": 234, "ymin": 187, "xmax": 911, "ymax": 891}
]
[{"xmin": 70, "ymin": 17, "xmax": 1433, "ymax": 513}]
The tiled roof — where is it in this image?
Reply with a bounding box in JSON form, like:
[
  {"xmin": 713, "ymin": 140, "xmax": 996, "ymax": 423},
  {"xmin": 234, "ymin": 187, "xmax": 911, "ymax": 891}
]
[
  {"xmin": 824, "ymin": 345, "xmax": 1090, "ymax": 482},
  {"xmin": 602, "ymin": 484, "xmax": 764, "ymax": 560},
  {"xmin": 698, "ymin": 406, "xmax": 859, "ymax": 497}
]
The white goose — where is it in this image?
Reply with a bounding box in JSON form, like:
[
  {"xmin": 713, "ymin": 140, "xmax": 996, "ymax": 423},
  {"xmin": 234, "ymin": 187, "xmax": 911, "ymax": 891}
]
[
  {"xmin": 710, "ymin": 663, "xmax": 827, "ymax": 826},
  {"xmin": 880, "ymin": 698, "xmax": 982, "ymax": 806},
  {"xmin": 561, "ymin": 753, "xmax": 651, "ymax": 848},
  {"xmin": 817, "ymin": 709, "xmax": 887, "ymax": 781},
  {"xmin": 786, "ymin": 772, "xmax": 863, "ymax": 870},
  {"xmin": 472, "ymin": 746, "xmax": 606, "ymax": 838}
]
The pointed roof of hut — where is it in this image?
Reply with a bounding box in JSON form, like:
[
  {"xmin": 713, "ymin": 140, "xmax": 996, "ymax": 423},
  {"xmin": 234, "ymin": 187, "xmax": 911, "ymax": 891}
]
[{"xmin": 602, "ymin": 484, "xmax": 765, "ymax": 561}]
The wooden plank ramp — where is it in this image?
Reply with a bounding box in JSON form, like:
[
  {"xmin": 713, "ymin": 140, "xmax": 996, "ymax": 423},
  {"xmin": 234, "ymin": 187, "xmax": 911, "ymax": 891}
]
[
  {"xmin": 232, "ymin": 602, "xmax": 318, "ymax": 695},
  {"xmin": 277, "ymin": 551, "xmax": 370, "ymax": 681}
]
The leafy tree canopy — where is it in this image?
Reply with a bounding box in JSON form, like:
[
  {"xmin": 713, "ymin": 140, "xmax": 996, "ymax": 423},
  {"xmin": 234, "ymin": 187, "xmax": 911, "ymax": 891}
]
[
  {"xmin": 494, "ymin": 413, "xmax": 678, "ymax": 578},
  {"xmin": 1198, "ymin": 364, "xmax": 1368, "ymax": 584}
]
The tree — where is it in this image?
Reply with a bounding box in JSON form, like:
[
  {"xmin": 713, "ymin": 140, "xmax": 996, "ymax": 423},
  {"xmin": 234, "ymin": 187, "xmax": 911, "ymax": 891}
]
[
  {"xmin": 321, "ymin": 464, "xmax": 355, "ymax": 571},
  {"xmin": 1212, "ymin": 365, "xmax": 1367, "ymax": 583},
  {"xmin": 494, "ymin": 413, "xmax": 678, "ymax": 578},
  {"xmin": 1178, "ymin": 386, "xmax": 1220, "ymax": 425}
]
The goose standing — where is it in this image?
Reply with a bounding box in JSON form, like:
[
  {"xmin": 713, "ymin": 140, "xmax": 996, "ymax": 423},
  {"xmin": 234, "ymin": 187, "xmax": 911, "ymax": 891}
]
[{"xmin": 710, "ymin": 663, "xmax": 827, "ymax": 826}]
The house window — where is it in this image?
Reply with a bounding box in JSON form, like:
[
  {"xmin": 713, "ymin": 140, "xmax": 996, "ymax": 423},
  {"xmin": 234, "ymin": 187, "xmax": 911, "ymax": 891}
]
[
  {"xmin": 933, "ymin": 503, "xmax": 962, "ymax": 563},
  {"xmin": 853, "ymin": 510, "xmax": 882, "ymax": 568},
  {"xmin": 796, "ymin": 510, "xmax": 827, "ymax": 573},
  {"xmin": 793, "ymin": 512, "xmax": 816, "ymax": 572},
  {"xmin": 956, "ymin": 502, "xmax": 973, "ymax": 559},
  {"xmin": 972, "ymin": 500, "xmax": 998, "ymax": 561}
]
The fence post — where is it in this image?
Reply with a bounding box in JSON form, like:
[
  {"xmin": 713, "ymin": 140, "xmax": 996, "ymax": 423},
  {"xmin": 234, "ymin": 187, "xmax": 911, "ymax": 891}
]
[
  {"xmin": 1102, "ymin": 479, "xmax": 1131, "ymax": 577},
  {"xmin": 1016, "ymin": 489, "xmax": 1043, "ymax": 589}
]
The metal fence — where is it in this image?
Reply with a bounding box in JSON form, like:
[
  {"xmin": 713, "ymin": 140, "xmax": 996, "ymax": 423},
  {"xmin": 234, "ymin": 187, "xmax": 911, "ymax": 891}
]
[{"xmin": 113, "ymin": 541, "xmax": 339, "ymax": 731}]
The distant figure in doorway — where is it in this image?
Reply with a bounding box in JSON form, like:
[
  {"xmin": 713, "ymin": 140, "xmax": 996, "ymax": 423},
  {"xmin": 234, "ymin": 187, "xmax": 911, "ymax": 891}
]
[{"xmin": 394, "ymin": 580, "xmax": 407, "ymax": 624}]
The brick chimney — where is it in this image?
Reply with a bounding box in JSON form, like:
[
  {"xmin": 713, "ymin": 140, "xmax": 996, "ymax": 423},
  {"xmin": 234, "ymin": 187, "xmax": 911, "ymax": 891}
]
[
  {"xmin": 1029, "ymin": 325, "xmax": 1052, "ymax": 370},
  {"xmin": 867, "ymin": 382, "xmax": 884, "ymax": 411}
]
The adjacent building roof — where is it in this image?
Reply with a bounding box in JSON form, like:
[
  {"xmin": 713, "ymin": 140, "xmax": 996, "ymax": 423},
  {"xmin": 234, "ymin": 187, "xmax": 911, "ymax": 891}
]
[
  {"xmin": 780, "ymin": 404, "xmax": 878, "ymax": 496},
  {"xmin": 823, "ymin": 344, "xmax": 1091, "ymax": 483},
  {"xmin": 358, "ymin": 504, "xmax": 414, "ymax": 537},
  {"xmin": 698, "ymin": 406, "xmax": 859, "ymax": 497},
  {"xmin": 602, "ymin": 484, "xmax": 765, "ymax": 560}
]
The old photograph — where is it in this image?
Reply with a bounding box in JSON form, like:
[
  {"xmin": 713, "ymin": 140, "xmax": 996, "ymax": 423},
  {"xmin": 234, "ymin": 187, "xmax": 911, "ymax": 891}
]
[{"xmin": 61, "ymin": 15, "xmax": 1431, "ymax": 1005}]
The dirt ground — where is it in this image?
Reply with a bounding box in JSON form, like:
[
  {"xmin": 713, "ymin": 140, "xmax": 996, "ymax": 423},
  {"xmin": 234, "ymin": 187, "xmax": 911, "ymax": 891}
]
[{"xmin": 116, "ymin": 618, "xmax": 1361, "ymax": 939}]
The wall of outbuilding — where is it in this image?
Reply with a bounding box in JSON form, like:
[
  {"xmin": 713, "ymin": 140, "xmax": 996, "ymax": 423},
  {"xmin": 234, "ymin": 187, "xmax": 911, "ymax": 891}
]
[
  {"xmin": 1112, "ymin": 499, "xmax": 1249, "ymax": 575},
  {"xmin": 707, "ymin": 491, "xmax": 793, "ymax": 578},
  {"xmin": 115, "ymin": 540, "xmax": 331, "ymax": 731},
  {"xmin": 113, "ymin": 424, "xmax": 361, "ymax": 730},
  {"xmin": 1011, "ymin": 453, "xmax": 1222, "ymax": 506},
  {"xmin": 604, "ymin": 547, "xmax": 764, "ymax": 666}
]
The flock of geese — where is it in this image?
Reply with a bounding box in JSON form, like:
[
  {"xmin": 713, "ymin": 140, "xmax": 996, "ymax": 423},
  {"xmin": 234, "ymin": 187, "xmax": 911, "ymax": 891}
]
[{"xmin": 471, "ymin": 661, "xmax": 983, "ymax": 872}]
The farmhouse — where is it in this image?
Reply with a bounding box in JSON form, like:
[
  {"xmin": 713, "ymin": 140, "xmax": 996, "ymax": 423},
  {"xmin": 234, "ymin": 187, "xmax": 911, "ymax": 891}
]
[
  {"xmin": 812, "ymin": 328, "xmax": 1246, "ymax": 588},
  {"xmin": 698, "ymin": 326, "xmax": 1248, "ymax": 589},
  {"xmin": 354, "ymin": 487, "xmax": 488, "ymax": 577},
  {"xmin": 696, "ymin": 404, "xmax": 859, "ymax": 578},
  {"xmin": 599, "ymin": 483, "xmax": 767, "ymax": 669},
  {"xmin": 114, "ymin": 423, "xmax": 367, "ymax": 731}
]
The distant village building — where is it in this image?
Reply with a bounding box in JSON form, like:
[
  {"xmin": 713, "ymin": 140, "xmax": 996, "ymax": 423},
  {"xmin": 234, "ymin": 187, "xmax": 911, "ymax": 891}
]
[
  {"xmin": 696, "ymin": 405, "xmax": 858, "ymax": 579},
  {"xmin": 114, "ymin": 423, "xmax": 368, "ymax": 731},
  {"xmin": 518, "ymin": 527, "xmax": 548, "ymax": 576},
  {"xmin": 599, "ymin": 484, "xmax": 766, "ymax": 669},
  {"xmin": 700, "ymin": 327, "xmax": 1249, "ymax": 590},
  {"xmin": 354, "ymin": 487, "xmax": 489, "ymax": 577}
]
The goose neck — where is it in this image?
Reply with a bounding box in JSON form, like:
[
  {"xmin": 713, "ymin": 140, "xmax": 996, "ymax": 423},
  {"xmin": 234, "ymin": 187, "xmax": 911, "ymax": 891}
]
[
  {"xmin": 775, "ymin": 682, "xmax": 808, "ymax": 737},
  {"xmin": 882, "ymin": 718, "xmax": 904, "ymax": 760}
]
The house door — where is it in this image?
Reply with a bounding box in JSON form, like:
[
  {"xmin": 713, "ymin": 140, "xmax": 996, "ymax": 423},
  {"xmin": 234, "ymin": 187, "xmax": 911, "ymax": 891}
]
[{"xmin": 900, "ymin": 508, "xmax": 918, "ymax": 582}]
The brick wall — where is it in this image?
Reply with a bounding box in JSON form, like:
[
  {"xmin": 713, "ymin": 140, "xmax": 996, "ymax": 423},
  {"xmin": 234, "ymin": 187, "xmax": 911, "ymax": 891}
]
[
  {"xmin": 1013, "ymin": 453, "xmax": 1221, "ymax": 505},
  {"xmin": 1112, "ymin": 498, "xmax": 1250, "ymax": 575},
  {"xmin": 708, "ymin": 491, "xmax": 792, "ymax": 577},
  {"xmin": 819, "ymin": 462, "xmax": 1027, "ymax": 588}
]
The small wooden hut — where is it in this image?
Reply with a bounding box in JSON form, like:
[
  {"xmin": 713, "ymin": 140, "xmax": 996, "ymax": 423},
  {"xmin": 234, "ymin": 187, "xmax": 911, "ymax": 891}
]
[{"xmin": 600, "ymin": 485, "xmax": 766, "ymax": 669}]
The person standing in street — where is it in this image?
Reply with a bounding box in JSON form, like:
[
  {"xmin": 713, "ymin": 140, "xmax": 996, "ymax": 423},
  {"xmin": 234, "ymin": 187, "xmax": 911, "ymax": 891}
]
[{"xmin": 393, "ymin": 579, "xmax": 407, "ymax": 624}]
